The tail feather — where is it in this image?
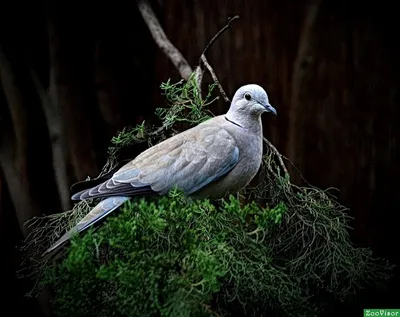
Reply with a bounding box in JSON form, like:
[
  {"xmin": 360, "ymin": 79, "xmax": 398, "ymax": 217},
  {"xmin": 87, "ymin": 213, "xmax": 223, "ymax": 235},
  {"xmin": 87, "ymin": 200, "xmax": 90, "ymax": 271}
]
[{"xmin": 43, "ymin": 196, "xmax": 130, "ymax": 256}]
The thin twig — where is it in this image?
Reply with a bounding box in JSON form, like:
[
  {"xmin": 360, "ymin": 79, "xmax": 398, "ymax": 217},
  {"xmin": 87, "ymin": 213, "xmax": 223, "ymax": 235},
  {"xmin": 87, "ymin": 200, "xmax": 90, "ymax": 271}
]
[
  {"xmin": 282, "ymin": 154, "xmax": 310, "ymax": 185},
  {"xmin": 136, "ymin": 0, "xmax": 193, "ymax": 80},
  {"xmin": 201, "ymin": 54, "xmax": 230, "ymax": 102},
  {"xmin": 196, "ymin": 16, "xmax": 239, "ymax": 102},
  {"xmin": 263, "ymin": 137, "xmax": 289, "ymax": 175},
  {"xmin": 199, "ymin": 15, "xmax": 240, "ymax": 65},
  {"xmin": 194, "ymin": 16, "xmax": 239, "ymax": 100}
]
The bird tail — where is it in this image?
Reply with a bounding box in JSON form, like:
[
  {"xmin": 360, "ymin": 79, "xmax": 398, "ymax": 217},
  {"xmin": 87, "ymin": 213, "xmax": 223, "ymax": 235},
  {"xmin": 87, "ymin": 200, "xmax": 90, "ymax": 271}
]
[{"xmin": 42, "ymin": 196, "xmax": 130, "ymax": 256}]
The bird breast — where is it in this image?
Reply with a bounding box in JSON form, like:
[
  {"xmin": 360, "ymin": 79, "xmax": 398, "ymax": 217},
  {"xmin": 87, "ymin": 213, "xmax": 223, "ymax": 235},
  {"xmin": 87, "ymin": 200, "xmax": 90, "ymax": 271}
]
[{"xmin": 193, "ymin": 120, "xmax": 263, "ymax": 199}]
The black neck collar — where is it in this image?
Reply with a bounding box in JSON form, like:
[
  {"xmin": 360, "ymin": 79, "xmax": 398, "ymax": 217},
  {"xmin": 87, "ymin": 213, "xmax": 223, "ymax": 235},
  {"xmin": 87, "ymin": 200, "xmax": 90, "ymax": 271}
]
[{"xmin": 225, "ymin": 116, "xmax": 245, "ymax": 129}]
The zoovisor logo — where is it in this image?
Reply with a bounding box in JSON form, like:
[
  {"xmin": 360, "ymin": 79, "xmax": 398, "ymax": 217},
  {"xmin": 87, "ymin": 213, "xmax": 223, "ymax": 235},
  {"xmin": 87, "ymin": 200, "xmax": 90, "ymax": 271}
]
[{"xmin": 364, "ymin": 310, "xmax": 400, "ymax": 316}]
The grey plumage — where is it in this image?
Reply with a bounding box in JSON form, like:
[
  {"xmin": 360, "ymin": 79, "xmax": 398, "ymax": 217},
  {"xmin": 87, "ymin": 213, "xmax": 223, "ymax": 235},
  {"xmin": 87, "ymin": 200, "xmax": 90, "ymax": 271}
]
[{"xmin": 44, "ymin": 84, "xmax": 277, "ymax": 255}]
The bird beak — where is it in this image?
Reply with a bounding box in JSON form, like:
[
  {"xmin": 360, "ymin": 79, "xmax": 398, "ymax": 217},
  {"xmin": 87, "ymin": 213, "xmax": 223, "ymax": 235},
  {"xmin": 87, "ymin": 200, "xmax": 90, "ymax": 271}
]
[{"xmin": 264, "ymin": 103, "xmax": 277, "ymax": 115}]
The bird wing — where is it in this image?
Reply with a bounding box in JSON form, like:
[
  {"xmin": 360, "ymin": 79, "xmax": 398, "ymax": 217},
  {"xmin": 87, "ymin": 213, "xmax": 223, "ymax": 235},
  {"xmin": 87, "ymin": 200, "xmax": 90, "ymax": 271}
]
[{"xmin": 72, "ymin": 124, "xmax": 240, "ymax": 200}]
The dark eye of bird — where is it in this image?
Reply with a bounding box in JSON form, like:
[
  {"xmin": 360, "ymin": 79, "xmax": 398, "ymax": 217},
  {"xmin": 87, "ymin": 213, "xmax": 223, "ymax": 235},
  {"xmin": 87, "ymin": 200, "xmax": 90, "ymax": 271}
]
[{"xmin": 244, "ymin": 93, "xmax": 251, "ymax": 101}]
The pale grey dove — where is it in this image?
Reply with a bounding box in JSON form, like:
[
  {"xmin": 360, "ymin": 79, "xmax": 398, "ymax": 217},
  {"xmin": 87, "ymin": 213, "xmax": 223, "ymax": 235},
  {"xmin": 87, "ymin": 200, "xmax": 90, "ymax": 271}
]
[{"xmin": 44, "ymin": 84, "xmax": 277, "ymax": 255}]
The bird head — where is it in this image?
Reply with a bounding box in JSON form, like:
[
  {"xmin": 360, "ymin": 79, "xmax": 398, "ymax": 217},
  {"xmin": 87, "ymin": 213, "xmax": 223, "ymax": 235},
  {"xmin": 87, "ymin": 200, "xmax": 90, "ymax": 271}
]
[{"xmin": 230, "ymin": 84, "xmax": 277, "ymax": 117}]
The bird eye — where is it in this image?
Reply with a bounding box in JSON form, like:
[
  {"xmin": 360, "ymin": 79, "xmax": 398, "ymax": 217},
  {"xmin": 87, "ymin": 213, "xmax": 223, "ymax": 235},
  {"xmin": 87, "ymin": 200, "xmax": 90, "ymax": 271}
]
[{"xmin": 244, "ymin": 93, "xmax": 251, "ymax": 101}]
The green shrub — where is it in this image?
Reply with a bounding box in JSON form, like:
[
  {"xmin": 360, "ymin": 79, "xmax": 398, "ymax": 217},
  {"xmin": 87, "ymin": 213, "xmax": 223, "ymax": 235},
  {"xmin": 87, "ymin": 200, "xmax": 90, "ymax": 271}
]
[
  {"xmin": 43, "ymin": 193, "xmax": 302, "ymax": 317},
  {"xmin": 41, "ymin": 191, "xmax": 390, "ymax": 317}
]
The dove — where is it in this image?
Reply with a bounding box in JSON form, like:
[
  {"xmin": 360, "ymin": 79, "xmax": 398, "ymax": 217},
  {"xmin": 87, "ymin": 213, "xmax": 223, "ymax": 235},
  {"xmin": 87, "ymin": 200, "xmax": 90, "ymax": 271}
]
[{"xmin": 44, "ymin": 84, "xmax": 277, "ymax": 255}]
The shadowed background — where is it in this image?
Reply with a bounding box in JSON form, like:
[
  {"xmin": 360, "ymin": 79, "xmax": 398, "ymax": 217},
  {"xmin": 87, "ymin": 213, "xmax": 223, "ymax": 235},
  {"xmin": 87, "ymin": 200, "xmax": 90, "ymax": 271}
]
[{"xmin": 0, "ymin": 0, "xmax": 399, "ymax": 315}]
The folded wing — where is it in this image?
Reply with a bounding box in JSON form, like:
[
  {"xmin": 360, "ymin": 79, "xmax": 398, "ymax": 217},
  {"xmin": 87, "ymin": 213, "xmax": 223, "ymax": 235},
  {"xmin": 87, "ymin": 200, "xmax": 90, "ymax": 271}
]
[{"xmin": 72, "ymin": 125, "xmax": 239, "ymax": 200}]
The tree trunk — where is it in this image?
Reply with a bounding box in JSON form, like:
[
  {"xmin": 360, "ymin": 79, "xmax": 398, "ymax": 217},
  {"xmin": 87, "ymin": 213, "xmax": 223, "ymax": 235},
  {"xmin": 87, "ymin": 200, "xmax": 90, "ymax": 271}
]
[
  {"xmin": 0, "ymin": 47, "xmax": 42, "ymax": 236},
  {"xmin": 47, "ymin": 10, "xmax": 99, "ymax": 182},
  {"xmin": 0, "ymin": 175, "xmax": 2, "ymax": 229},
  {"xmin": 0, "ymin": 44, "xmax": 58, "ymax": 317},
  {"xmin": 30, "ymin": 68, "xmax": 71, "ymax": 211},
  {"xmin": 94, "ymin": 41, "xmax": 125, "ymax": 137},
  {"xmin": 286, "ymin": 0, "xmax": 321, "ymax": 183}
]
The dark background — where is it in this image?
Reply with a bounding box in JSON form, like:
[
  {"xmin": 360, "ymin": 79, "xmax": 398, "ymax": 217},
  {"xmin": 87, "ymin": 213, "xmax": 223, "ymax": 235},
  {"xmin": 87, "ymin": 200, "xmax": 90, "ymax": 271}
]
[{"xmin": 0, "ymin": 0, "xmax": 399, "ymax": 315}]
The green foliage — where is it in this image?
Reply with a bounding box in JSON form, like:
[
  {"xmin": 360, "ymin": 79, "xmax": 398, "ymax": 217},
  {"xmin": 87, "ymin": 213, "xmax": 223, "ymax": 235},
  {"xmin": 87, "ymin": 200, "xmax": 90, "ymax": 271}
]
[
  {"xmin": 155, "ymin": 76, "xmax": 216, "ymax": 127},
  {"xmin": 42, "ymin": 193, "xmax": 301, "ymax": 317},
  {"xmin": 22, "ymin": 76, "xmax": 394, "ymax": 317},
  {"xmin": 105, "ymin": 74, "xmax": 216, "ymax": 172},
  {"xmin": 41, "ymin": 191, "xmax": 393, "ymax": 317},
  {"xmin": 42, "ymin": 191, "xmax": 394, "ymax": 317}
]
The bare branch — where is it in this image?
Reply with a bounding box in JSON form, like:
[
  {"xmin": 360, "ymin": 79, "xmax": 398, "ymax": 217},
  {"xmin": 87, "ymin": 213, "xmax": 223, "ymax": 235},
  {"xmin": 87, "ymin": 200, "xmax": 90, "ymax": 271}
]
[
  {"xmin": 137, "ymin": 2, "xmax": 237, "ymax": 103},
  {"xmin": 194, "ymin": 65, "xmax": 204, "ymax": 100},
  {"xmin": 263, "ymin": 137, "xmax": 289, "ymax": 175},
  {"xmin": 199, "ymin": 15, "xmax": 239, "ymax": 65},
  {"xmin": 194, "ymin": 16, "xmax": 239, "ymax": 103},
  {"xmin": 137, "ymin": 0, "xmax": 193, "ymax": 80},
  {"xmin": 201, "ymin": 54, "xmax": 230, "ymax": 102}
]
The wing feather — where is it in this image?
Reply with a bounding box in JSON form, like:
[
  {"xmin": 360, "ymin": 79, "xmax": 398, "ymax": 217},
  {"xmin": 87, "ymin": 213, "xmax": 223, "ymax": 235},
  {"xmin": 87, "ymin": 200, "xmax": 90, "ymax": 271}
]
[{"xmin": 72, "ymin": 124, "xmax": 239, "ymax": 200}]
